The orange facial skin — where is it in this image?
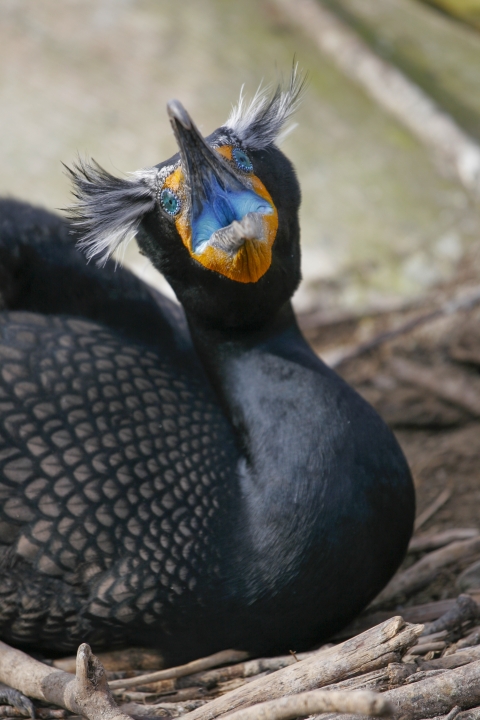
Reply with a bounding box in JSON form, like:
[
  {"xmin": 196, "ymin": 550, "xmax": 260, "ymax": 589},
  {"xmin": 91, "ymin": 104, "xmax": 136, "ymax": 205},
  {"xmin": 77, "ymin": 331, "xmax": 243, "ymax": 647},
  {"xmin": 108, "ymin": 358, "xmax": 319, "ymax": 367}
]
[{"xmin": 162, "ymin": 146, "xmax": 278, "ymax": 284}]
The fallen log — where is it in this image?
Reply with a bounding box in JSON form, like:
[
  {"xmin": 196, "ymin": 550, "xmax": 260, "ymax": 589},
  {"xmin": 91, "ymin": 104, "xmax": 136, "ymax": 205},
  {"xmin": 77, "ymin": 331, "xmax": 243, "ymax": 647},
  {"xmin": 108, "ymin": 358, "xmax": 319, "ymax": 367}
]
[
  {"xmin": 0, "ymin": 641, "xmax": 130, "ymax": 720},
  {"xmin": 181, "ymin": 618, "xmax": 422, "ymax": 720}
]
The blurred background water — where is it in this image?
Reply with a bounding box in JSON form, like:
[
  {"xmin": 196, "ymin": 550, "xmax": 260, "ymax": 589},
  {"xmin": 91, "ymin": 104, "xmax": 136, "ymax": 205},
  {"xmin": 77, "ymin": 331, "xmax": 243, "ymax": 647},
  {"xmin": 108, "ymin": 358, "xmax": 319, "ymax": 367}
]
[{"xmin": 1, "ymin": 0, "xmax": 480, "ymax": 315}]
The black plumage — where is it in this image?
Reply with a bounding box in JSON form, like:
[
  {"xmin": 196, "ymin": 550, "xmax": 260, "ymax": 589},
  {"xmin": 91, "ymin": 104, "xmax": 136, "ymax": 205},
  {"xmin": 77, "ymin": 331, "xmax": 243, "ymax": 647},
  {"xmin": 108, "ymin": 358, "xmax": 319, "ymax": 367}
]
[{"xmin": 0, "ymin": 77, "xmax": 415, "ymax": 664}]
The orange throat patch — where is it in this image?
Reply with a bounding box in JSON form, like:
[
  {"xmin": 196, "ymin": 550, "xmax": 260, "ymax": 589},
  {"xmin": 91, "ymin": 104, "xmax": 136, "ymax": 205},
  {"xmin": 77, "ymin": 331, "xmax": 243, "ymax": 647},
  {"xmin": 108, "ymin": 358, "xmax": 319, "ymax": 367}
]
[{"xmin": 163, "ymin": 151, "xmax": 279, "ymax": 284}]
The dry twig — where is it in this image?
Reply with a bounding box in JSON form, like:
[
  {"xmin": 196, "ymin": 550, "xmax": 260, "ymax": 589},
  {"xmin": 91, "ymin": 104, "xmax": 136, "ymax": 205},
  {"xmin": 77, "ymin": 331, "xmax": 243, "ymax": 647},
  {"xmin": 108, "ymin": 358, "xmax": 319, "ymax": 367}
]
[
  {"xmin": 419, "ymin": 646, "xmax": 480, "ymax": 670},
  {"xmin": 457, "ymin": 628, "xmax": 480, "ymax": 650},
  {"xmin": 391, "ymin": 359, "xmax": 480, "ymax": 418},
  {"xmin": 422, "ymin": 595, "xmax": 478, "ymax": 636},
  {"xmin": 0, "ymin": 641, "xmax": 129, "ymax": 720},
  {"xmin": 384, "ymin": 658, "xmax": 480, "ymax": 719},
  {"xmin": 221, "ymin": 689, "xmax": 392, "ymax": 720},
  {"xmin": 181, "ymin": 618, "xmax": 421, "ymax": 720},
  {"xmin": 321, "ymin": 659, "xmax": 480, "ymax": 720},
  {"xmin": 371, "ymin": 537, "xmax": 480, "ymax": 607},
  {"xmin": 414, "ymin": 489, "xmax": 453, "ymax": 533},
  {"xmin": 409, "ymin": 530, "xmax": 479, "ymax": 554},
  {"xmin": 334, "ymin": 593, "xmax": 480, "ymax": 641},
  {"xmin": 176, "ymin": 652, "xmax": 323, "ymax": 691},
  {"xmin": 108, "ymin": 650, "xmax": 249, "ymax": 691},
  {"xmin": 53, "ymin": 647, "xmax": 165, "ymax": 673},
  {"xmin": 323, "ymin": 289, "xmax": 480, "ymax": 368}
]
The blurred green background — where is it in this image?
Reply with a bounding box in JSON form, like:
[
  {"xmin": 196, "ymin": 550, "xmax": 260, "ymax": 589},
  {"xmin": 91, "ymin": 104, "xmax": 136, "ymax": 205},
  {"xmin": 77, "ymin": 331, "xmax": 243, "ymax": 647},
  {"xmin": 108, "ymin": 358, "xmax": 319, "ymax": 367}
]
[{"xmin": 1, "ymin": 0, "xmax": 480, "ymax": 314}]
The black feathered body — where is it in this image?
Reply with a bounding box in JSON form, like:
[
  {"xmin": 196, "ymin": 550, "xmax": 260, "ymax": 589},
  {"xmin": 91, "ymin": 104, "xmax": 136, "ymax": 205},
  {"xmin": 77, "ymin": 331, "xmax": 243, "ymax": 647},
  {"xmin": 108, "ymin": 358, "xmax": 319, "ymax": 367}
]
[
  {"xmin": 0, "ymin": 189, "xmax": 414, "ymax": 662},
  {"xmin": 0, "ymin": 309, "xmax": 244, "ymax": 656}
]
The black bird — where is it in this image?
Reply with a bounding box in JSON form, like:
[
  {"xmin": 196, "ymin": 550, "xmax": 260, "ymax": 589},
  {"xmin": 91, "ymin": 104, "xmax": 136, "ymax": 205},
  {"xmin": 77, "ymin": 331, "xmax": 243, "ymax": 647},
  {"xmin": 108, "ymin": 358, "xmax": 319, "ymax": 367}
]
[{"xmin": 0, "ymin": 72, "xmax": 415, "ymax": 664}]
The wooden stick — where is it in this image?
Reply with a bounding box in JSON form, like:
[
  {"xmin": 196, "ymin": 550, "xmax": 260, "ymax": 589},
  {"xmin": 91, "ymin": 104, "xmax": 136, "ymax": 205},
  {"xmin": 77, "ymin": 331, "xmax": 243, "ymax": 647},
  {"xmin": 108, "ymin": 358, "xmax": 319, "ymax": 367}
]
[
  {"xmin": 371, "ymin": 537, "xmax": 480, "ymax": 607},
  {"xmin": 384, "ymin": 658, "xmax": 480, "ymax": 719},
  {"xmin": 53, "ymin": 646, "xmax": 165, "ymax": 673},
  {"xmin": 317, "ymin": 663, "xmax": 415, "ymax": 694},
  {"xmin": 0, "ymin": 709, "xmax": 67, "ymax": 719},
  {"xmin": 108, "ymin": 650, "xmax": 249, "ymax": 691},
  {"xmin": 409, "ymin": 529, "xmax": 479, "ymax": 554},
  {"xmin": 334, "ymin": 593, "xmax": 480, "ymax": 641},
  {"xmin": 422, "ymin": 595, "xmax": 478, "ymax": 637},
  {"xmin": 457, "ymin": 627, "xmax": 480, "ymax": 650},
  {"xmin": 324, "ymin": 659, "xmax": 480, "ymax": 720},
  {"xmin": 391, "ymin": 358, "xmax": 480, "ymax": 419},
  {"xmin": 0, "ymin": 684, "xmax": 34, "ymax": 719},
  {"xmin": 456, "ymin": 706, "xmax": 480, "ymax": 720},
  {"xmin": 416, "ymin": 630, "xmax": 448, "ymax": 645},
  {"xmin": 409, "ymin": 641, "xmax": 447, "ymax": 655},
  {"xmin": 332, "ymin": 289, "xmax": 480, "ymax": 368},
  {"xmin": 320, "ymin": 668, "xmax": 390, "ymax": 694},
  {"xmin": 443, "ymin": 706, "xmax": 463, "ymax": 720},
  {"xmin": 414, "ymin": 488, "xmax": 453, "ymax": 532},
  {"xmin": 180, "ymin": 618, "xmax": 422, "ymax": 720},
  {"xmin": 0, "ymin": 641, "xmax": 130, "ymax": 720},
  {"xmin": 220, "ymin": 689, "xmax": 392, "ymax": 720},
  {"xmin": 176, "ymin": 651, "xmax": 327, "ymax": 691},
  {"xmin": 418, "ymin": 645, "xmax": 480, "ymax": 671}
]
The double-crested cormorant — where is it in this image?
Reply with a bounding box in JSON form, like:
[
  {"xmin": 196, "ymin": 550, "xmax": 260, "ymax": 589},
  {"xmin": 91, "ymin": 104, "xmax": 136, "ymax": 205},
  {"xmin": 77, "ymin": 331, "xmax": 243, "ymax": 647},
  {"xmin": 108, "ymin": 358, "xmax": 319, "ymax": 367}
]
[{"xmin": 0, "ymin": 72, "xmax": 415, "ymax": 664}]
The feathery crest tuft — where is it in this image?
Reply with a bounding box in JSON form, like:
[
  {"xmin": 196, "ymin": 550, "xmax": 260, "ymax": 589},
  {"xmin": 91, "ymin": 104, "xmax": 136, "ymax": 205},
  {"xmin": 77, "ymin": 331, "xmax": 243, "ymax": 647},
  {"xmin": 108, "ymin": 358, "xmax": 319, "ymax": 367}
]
[
  {"xmin": 65, "ymin": 159, "xmax": 159, "ymax": 266},
  {"xmin": 225, "ymin": 65, "xmax": 306, "ymax": 150}
]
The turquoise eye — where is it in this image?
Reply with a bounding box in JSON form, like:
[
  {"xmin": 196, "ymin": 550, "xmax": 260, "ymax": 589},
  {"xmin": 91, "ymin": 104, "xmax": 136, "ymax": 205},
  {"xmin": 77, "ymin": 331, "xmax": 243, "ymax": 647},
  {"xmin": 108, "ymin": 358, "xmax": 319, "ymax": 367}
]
[
  {"xmin": 160, "ymin": 188, "xmax": 181, "ymax": 216},
  {"xmin": 232, "ymin": 147, "xmax": 253, "ymax": 173}
]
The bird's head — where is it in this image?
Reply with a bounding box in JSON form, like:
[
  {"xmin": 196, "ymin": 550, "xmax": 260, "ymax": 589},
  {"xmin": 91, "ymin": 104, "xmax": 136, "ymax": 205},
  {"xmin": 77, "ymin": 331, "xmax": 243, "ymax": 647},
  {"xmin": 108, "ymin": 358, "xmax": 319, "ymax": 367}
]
[{"xmin": 68, "ymin": 70, "xmax": 305, "ymax": 330}]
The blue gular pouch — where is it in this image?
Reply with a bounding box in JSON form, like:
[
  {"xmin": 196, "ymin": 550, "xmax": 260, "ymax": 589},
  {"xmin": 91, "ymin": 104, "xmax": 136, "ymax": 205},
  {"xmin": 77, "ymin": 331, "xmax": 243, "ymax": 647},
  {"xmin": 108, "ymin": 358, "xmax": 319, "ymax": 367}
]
[{"xmin": 191, "ymin": 173, "xmax": 273, "ymax": 253}]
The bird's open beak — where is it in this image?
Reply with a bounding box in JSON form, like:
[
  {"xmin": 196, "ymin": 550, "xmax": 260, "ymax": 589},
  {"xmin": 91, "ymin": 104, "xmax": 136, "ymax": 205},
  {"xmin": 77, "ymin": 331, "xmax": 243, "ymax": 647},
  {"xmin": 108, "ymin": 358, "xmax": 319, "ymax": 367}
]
[
  {"xmin": 167, "ymin": 100, "xmax": 273, "ymax": 257},
  {"xmin": 166, "ymin": 99, "xmax": 278, "ymax": 283},
  {"xmin": 167, "ymin": 99, "xmax": 247, "ymax": 215}
]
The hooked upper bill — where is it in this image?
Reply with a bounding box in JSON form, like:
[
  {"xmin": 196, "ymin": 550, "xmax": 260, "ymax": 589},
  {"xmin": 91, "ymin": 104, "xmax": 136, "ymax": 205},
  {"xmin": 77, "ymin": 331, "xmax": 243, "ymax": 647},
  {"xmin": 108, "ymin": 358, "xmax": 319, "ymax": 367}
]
[
  {"xmin": 164, "ymin": 99, "xmax": 278, "ymax": 283},
  {"xmin": 67, "ymin": 67, "xmax": 305, "ymax": 282}
]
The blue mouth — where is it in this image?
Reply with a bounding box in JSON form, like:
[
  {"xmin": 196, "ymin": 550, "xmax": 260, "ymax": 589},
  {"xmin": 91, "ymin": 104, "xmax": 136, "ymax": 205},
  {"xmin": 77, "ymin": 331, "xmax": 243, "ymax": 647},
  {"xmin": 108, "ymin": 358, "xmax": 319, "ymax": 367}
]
[{"xmin": 191, "ymin": 176, "xmax": 273, "ymax": 253}]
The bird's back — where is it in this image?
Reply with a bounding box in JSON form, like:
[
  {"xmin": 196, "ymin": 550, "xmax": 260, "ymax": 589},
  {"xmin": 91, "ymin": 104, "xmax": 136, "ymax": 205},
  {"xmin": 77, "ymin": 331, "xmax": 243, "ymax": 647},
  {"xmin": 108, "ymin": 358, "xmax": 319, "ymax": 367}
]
[
  {"xmin": 0, "ymin": 308, "xmax": 240, "ymax": 657},
  {"xmin": 0, "ymin": 200, "xmax": 252, "ymax": 662}
]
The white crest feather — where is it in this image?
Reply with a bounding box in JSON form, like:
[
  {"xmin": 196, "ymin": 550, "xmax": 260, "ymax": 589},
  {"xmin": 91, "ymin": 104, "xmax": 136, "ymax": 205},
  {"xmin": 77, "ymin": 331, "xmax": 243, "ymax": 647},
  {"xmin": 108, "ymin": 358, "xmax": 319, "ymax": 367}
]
[
  {"xmin": 66, "ymin": 159, "xmax": 161, "ymax": 266},
  {"xmin": 225, "ymin": 65, "xmax": 306, "ymax": 150}
]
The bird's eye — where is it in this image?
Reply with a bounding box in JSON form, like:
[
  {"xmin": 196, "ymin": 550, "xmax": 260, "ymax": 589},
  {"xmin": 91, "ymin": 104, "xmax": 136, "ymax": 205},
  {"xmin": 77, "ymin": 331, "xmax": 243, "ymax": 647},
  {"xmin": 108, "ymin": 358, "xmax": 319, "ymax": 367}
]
[
  {"xmin": 160, "ymin": 188, "xmax": 181, "ymax": 216},
  {"xmin": 232, "ymin": 148, "xmax": 253, "ymax": 173}
]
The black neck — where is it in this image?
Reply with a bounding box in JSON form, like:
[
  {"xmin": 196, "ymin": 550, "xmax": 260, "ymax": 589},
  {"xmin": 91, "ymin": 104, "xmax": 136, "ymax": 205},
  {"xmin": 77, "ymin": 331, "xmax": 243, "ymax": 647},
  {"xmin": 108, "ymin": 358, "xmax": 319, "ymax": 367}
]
[
  {"xmin": 186, "ymin": 302, "xmax": 338, "ymax": 589},
  {"xmin": 186, "ymin": 302, "xmax": 325, "ymax": 428},
  {"xmin": 185, "ymin": 299, "xmax": 414, "ymax": 619}
]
